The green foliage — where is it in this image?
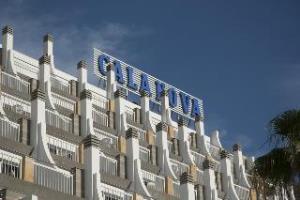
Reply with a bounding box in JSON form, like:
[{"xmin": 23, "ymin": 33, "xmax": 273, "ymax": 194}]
[{"xmin": 254, "ymin": 109, "xmax": 300, "ymax": 188}]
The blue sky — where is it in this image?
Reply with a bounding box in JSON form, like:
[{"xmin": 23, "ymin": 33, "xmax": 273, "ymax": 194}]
[{"xmin": 1, "ymin": 0, "xmax": 300, "ymax": 157}]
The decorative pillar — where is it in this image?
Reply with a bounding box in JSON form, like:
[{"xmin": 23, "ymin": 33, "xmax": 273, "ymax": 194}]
[
  {"xmin": 83, "ymin": 134, "xmax": 101, "ymax": 200},
  {"xmin": 116, "ymin": 153, "xmax": 126, "ymax": 179},
  {"xmin": 71, "ymin": 113, "xmax": 80, "ymax": 136},
  {"xmin": 149, "ymin": 145, "xmax": 157, "ymax": 166},
  {"xmin": 77, "ymin": 60, "xmax": 87, "ymax": 93},
  {"xmin": 29, "ymin": 78, "xmax": 38, "ymax": 94},
  {"xmin": 2, "ymin": 25, "xmax": 16, "ymax": 75},
  {"xmin": 80, "ymin": 89, "xmax": 93, "ymax": 137},
  {"xmin": 156, "ymin": 122, "xmax": 168, "ymax": 171},
  {"xmin": 133, "ymin": 107, "xmax": 141, "ymax": 124},
  {"xmin": 232, "ymin": 144, "xmax": 251, "ymax": 188},
  {"xmin": 18, "ymin": 118, "xmax": 30, "ymax": 145},
  {"xmin": 71, "ymin": 167, "xmax": 83, "ymax": 198},
  {"xmin": 180, "ymin": 172, "xmax": 195, "ymax": 200},
  {"xmin": 178, "ymin": 118, "xmax": 194, "ymax": 165},
  {"xmin": 69, "ymin": 80, "xmax": 77, "ymax": 97},
  {"xmin": 220, "ymin": 150, "xmax": 239, "ymax": 200},
  {"xmin": 106, "ymin": 63, "xmax": 117, "ymax": 100},
  {"xmin": 126, "ymin": 127, "xmax": 139, "ymax": 182},
  {"xmin": 114, "ymin": 89, "xmax": 127, "ymax": 135},
  {"xmin": 107, "ymin": 110, "xmax": 115, "ymax": 129},
  {"xmin": 43, "ymin": 34, "xmax": 55, "ymax": 73},
  {"xmin": 203, "ymin": 157, "xmax": 218, "ymax": 200},
  {"xmin": 22, "ymin": 156, "xmax": 34, "ymax": 183},
  {"xmin": 30, "ymin": 89, "xmax": 55, "ymax": 164},
  {"xmin": 165, "ymin": 176, "xmax": 174, "ymax": 195},
  {"xmin": 140, "ymin": 90, "xmax": 150, "ymax": 125}
]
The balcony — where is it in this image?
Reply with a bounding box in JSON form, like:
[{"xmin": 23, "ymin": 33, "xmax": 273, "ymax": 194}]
[
  {"xmin": 50, "ymin": 76, "xmax": 70, "ymax": 95},
  {"xmin": 100, "ymin": 183, "xmax": 132, "ymax": 200},
  {"xmin": 0, "ymin": 150, "xmax": 22, "ymax": 179},
  {"xmin": 0, "ymin": 117, "xmax": 20, "ymax": 142},
  {"xmin": 100, "ymin": 155, "xmax": 117, "ymax": 176},
  {"xmin": 46, "ymin": 109, "xmax": 72, "ymax": 133},
  {"xmin": 234, "ymin": 184, "xmax": 250, "ymax": 200},
  {"xmin": 141, "ymin": 170, "xmax": 165, "ymax": 193},
  {"xmin": 92, "ymin": 108, "xmax": 109, "ymax": 127},
  {"xmin": 191, "ymin": 151, "xmax": 205, "ymax": 170},
  {"xmin": 47, "ymin": 135, "xmax": 78, "ymax": 161},
  {"xmin": 94, "ymin": 128, "xmax": 118, "ymax": 150},
  {"xmin": 1, "ymin": 71, "xmax": 30, "ymax": 95},
  {"xmin": 170, "ymin": 159, "xmax": 189, "ymax": 179},
  {"xmin": 34, "ymin": 163, "xmax": 73, "ymax": 195}
]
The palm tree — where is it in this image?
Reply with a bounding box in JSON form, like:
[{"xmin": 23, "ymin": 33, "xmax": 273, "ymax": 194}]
[{"xmin": 254, "ymin": 109, "xmax": 300, "ymax": 198}]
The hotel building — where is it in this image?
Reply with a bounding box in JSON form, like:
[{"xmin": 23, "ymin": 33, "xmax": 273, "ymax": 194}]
[{"xmin": 0, "ymin": 25, "xmax": 287, "ymax": 200}]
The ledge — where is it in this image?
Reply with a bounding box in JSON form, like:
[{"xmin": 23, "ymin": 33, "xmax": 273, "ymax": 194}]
[
  {"xmin": 100, "ymin": 173, "xmax": 131, "ymax": 191},
  {"xmin": 0, "ymin": 135, "xmax": 33, "ymax": 156},
  {"xmin": 0, "ymin": 173, "xmax": 83, "ymax": 200},
  {"xmin": 46, "ymin": 125, "xmax": 84, "ymax": 144}
]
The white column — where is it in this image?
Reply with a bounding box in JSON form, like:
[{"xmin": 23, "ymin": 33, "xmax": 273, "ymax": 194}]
[
  {"xmin": 140, "ymin": 90, "xmax": 150, "ymax": 125},
  {"xmin": 77, "ymin": 60, "xmax": 88, "ymax": 93},
  {"xmin": 1, "ymin": 25, "xmax": 16, "ymax": 75},
  {"xmin": 106, "ymin": 63, "xmax": 117, "ymax": 100},
  {"xmin": 220, "ymin": 150, "xmax": 239, "ymax": 200},
  {"xmin": 156, "ymin": 122, "xmax": 176, "ymax": 179},
  {"xmin": 177, "ymin": 119, "xmax": 194, "ymax": 165},
  {"xmin": 43, "ymin": 34, "xmax": 55, "ymax": 73},
  {"xmin": 30, "ymin": 89, "xmax": 55, "ymax": 164},
  {"xmin": 232, "ymin": 144, "xmax": 251, "ymax": 188},
  {"xmin": 80, "ymin": 89, "xmax": 94, "ymax": 137},
  {"xmin": 114, "ymin": 89, "xmax": 127, "ymax": 135},
  {"xmin": 126, "ymin": 127, "xmax": 139, "ymax": 182},
  {"xmin": 180, "ymin": 172, "xmax": 195, "ymax": 200},
  {"xmin": 83, "ymin": 135, "xmax": 101, "ymax": 200},
  {"xmin": 203, "ymin": 157, "xmax": 218, "ymax": 200},
  {"xmin": 39, "ymin": 55, "xmax": 56, "ymax": 110}
]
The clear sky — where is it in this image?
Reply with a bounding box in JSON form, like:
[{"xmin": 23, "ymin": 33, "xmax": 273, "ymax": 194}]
[{"xmin": 1, "ymin": 0, "xmax": 300, "ymax": 157}]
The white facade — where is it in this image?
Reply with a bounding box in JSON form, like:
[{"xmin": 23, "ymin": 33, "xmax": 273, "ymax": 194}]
[{"xmin": 0, "ymin": 25, "xmax": 294, "ymax": 200}]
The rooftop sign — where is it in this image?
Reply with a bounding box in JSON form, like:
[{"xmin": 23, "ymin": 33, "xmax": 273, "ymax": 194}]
[{"xmin": 93, "ymin": 48, "xmax": 204, "ymax": 120}]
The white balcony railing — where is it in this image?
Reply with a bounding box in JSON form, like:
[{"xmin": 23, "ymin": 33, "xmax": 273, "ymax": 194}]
[
  {"xmin": 0, "ymin": 149, "xmax": 22, "ymax": 178},
  {"xmin": 234, "ymin": 184, "xmax": 250, "ymax": 200},
  {"xmin": 92, "ymin": 109, "xmax": 109, "ymax": 127},
  {"xmin": 141, "ymin": 170, "xmax": 165, "ymax": 192},
  {"xmin": 50, "ymin": 76, "xmax": 69, "ymax": 94},
  {"xmin": 1, "ymin": 71, "xmax": 30, "ymax": 94},
  {"xmin": 100, "ymin": 155, "xmax": 117, "ymax": 176},
  {"xmin": 101, "ymin": 183, "xmax": 132, "ymax": 200},
  {"xmin": 1, "ymin": 93, "xmax": 31, "ymax": 115},
  {"xmin": 139, "ymin": 147, "xmax": 150, "ymax": 163},
  {"xmin": 127, "ymin": 124, "xmax": 146, "ymax": 142},
  {"xmin": 34, "ymin": 163, "xmax": 73, "ymax": 195},
  {"xmin": 52, "ymin": 93, "xmax": 75, "ymax": 111},
  {"xmin": 191, "ymin": 151, "xmax": 206, "ymax": 170},
  {"xmin": 92, "ymin": 93, "xmax": 108, "ymax": 110},
  {"xmin": 0, "ymin": 117, "xmax": 20, "ymax": 141},
  {"xmin": 46, "ymin": 109, "xmax": 72, "ymax": 132},
  {"xmin": 47, "ymin": 135, "xmax": 78, "ymax": 161},
  {"xmin": 94, "ymin": 128, "xmax": 118, "ymax": 150},
  {"xmin": 170, "ymin": 159, "xmax": 189, "ymax": 179}
]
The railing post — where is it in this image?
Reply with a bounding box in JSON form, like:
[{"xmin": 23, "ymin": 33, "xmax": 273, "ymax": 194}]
[
  {"xmin": 29, "ymin": 78, "xmax": 38, "ymax": 94},
  {"xmin": 165, "ymin": 176, "xmax": 174, "ymax": 196},
  {"xmin": 69, "ymin": 80, "xmax": 77, "ymax": 97},
  {"xmin": 107, "ymin": 110, "xmax": 115, "ymax": 129},
  {"xmin": 22, "ymin": 156, "xmax": 34, "ymax": 183},
  {"xmin": 116, "ymin": 153, "xmax": 126, "ymax": 179},
  {"xmin": 18, "ymin": 118, "xmax": 30, "ymax": 144},
  {"xmin": 133, "ymin": 108, "xmax": 141, "ymax": 124},
  {"xmin": 71, "ymin": 167, "xmax": 83, "ymax": 198},
  {"xmin": 149, "ymin": 145, "xmax": 157, "ymax": 166},
  {"xmin": 71, "ymin": 113, "xmax": 80, "ymax": 136}
]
